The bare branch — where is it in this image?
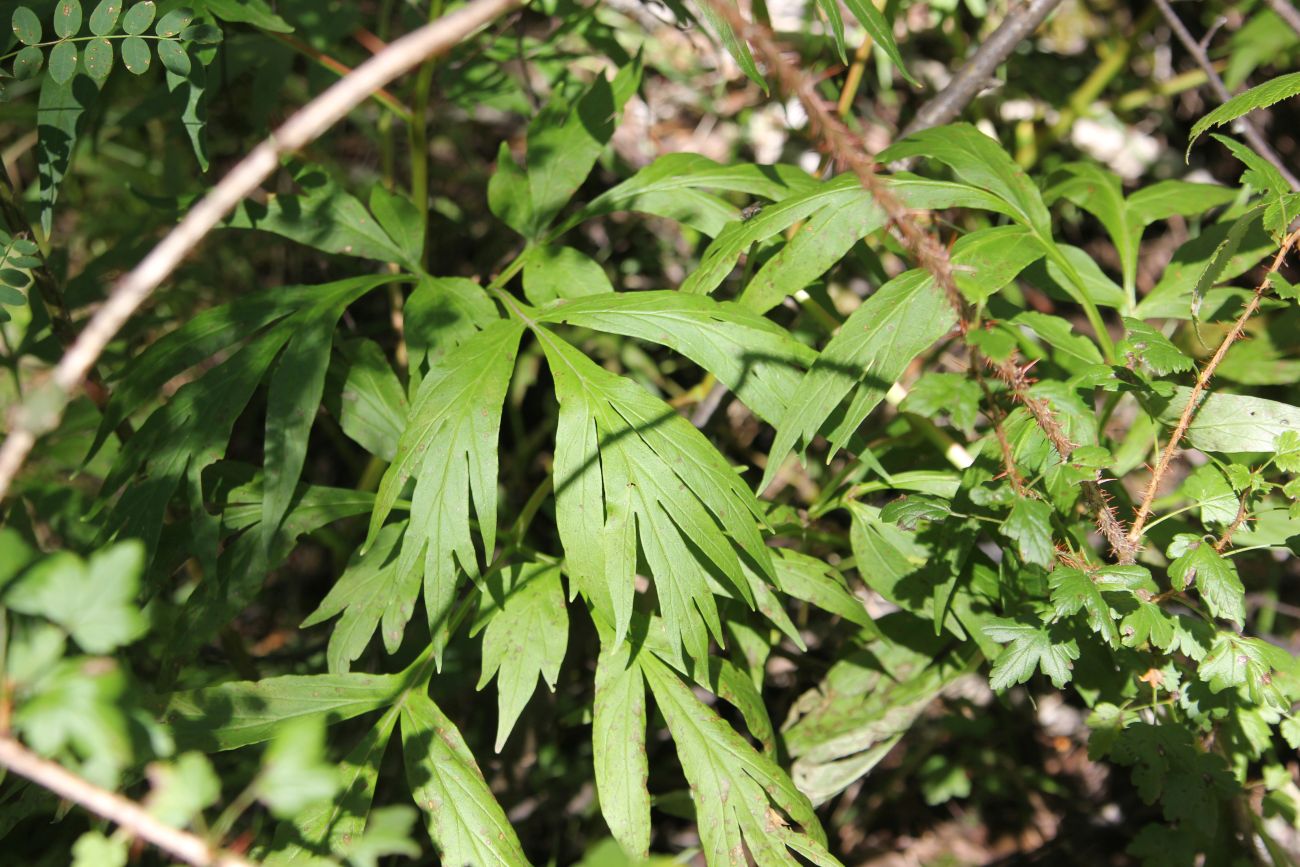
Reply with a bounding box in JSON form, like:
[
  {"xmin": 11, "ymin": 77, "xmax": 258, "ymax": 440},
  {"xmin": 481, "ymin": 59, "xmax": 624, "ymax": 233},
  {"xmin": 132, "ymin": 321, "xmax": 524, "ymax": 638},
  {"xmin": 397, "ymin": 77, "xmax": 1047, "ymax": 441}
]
[
  {"xmin": 900, "ymin": 0, "xmax": 1067, "ymax": 138},
  {"xmin": 0, "ymin": 737, "xmax": 254, "ymax": 867},
  {"xmin": 1128, "ymin": 228, "xmax": 1300, "ymax": 544},
  {"xmin": 0, "ymin": 0, "xmax": 523, "ymax": 504},
  {"xmin": 1153, "ymin": 0, "xmax": 1300, "ymax": 191}
]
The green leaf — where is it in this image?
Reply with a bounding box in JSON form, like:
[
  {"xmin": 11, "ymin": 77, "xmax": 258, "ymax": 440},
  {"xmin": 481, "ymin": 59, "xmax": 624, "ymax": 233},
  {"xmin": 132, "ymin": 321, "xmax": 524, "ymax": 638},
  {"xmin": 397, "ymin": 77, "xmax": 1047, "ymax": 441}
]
[
  {"xmin": 1046, "ymin": 164, "xmax": 1135, "ymax": 288},
  {"xmin": 1275, "ymin": 430, "xmax": 1300, "ymax": 472},
  {"xmin": 342, "ymin": 807, "xmax": 421, "ymax": 867},
  {"xmin": 262, "ymin": 314, "xmax": 334, "ymax": 551},
  {"xmin": 1188, "ymin": 71, "xmax": 1300, "ymax": 157},
  {"xmin": 368, "ymin": 319, "xmax": 523, "ymax": 660},
  {"xmin": 89, "ymin": 0, "xmax": 121, "ymax": 35},
  {"xmin": 157, "ymin": 38, "xmax": 190, "ymax": 74},
  {"xmin": 1137, "ymin": 215, "xmax": 1275, "ymax": 319},
  {"xmin": 983, "ymin": 620, "xmax": 1079, "ymax": 689},
  {"xmin": 771, "ymin": 549, "xmax": 876, "ymax": 631},
  {"xmin": 476, "ymin": 561, "xmax": 569, "ymax": 751},
  {"xmin": 72, "ymin": 832, "xmax": 127, "ymax": 867},
  {"xmin": 1181, "ymin": 465, "xmax": 1239, "ymax": 525},
  {"xmin": 487, "ymin": 142, "xmax": 533, "ymax": 236},
  {"xmin": 1125, "ymin": 179, "xmax": 1238, "ymax": 225},
  {"xmin": 367, "ymin": 185, "xmax": 424, "ymax": 267},
  {"xmin": 403, "ymin": 275, "xmax": 499, "ymax": 386},
  {"xmin": 1013, "ymin": 311, "xmax": 1103, "ymax": 369},
  {"xmin": 1143, "ymin": 387, "xmax": 1300, "ymax": 453},
  {"xmin": 120, "ymin": 35, "xmax": 149, "ymax": 72},
  {"xmin": 899, "ymin": 372, "xmax": 981, "ymax": 430},
  {"xmin": 258, "ymin": 717, "xmax": 341, "ymax": 818},
  {"xmin": 842, "ymin": 0, "xmax": 915, "ymax": 83},
  {"xmin": 154, "ymin": 5, "xmax": 191, "ymax": 36},
  {"xmin": 165, "ymin": 672, "xmax": 404, "ymax": 751},
  {"xmin": 640, "ymin": 653, "xmax": 838, "ymax": 865},
  {"xmin": 145, "ymin": 752, "xmax": 220, "ymax": 829},
  {"xmin": 302, "ymin": 521, "xmax": 411, "ymax": 673},
  {"xmin": 1049, "ymin": 567, "xmax": 1119, "ymax": 646},
  {"xmin": 1119, "ymin": 600, "xmax": 1177, "ymax": 652},
  {"xmin": 122, "ymin": 1, "xmax": 154, "ymax": 34},
  {"xmin": 542, "ymin": 328, "xmax": 774, "ymax": 659},
  {"xmin": 814, "ymin": 0, "xmax": 847, "ymax": 62},
  {"xmin": 1002, "ymin": 498, "xmax": 1055, "ymax": 567},
  {"xmin": 1168, "ymin": 541, "xmax": 1245, "ymax": 626},
  {"xmin": 54, "ymin": 0, "xmax": 83, "ymax": 38},
  {"xmin": 1118, "ymin": 318, "xmax": 1192, "ymax": 375},
  {"xmin": 335, "ymin": 338, "xmax": 408, "ymax": 462},
  {"xmin": 12, "ymin": 45, "xmax": 43, "ymax": 79},
  {"xmin": 83, "ymin": 36, "xmax": 112, "ymax": 79},
  {"xmin": 400, "ymin": 692, "xmax": 530, "ymax": 867},
  {"xmin": 47, "ymin": 40, "xmax": 78, "ymax": 83},
  {"xmin": 592, "ymin": 638, "xmax": 650, "ymax": 859},
  {"xmin": 763, "ymin": 269, "xmax": 957, "ymax": 491},
  {"xmin": 1199, "ymin": 633, "xmax": 1292, "ymax": 707},
  {"xmin": 11, "ymin": 7, "xmax": 42, "ymax": 44},
  {"xmin": 226, "ymin": 168, "xmax": 412, "ymax": 264},
  {"xmin": 949, "ymin": 224, "xmax": 1045, "ymax": 303},
  {"xmin": 522, "ymin": 244, "xmax": 613, "ymax": 305},
  {"xmin": 201, "ymin": 0, "xmax": 293, "ymax": 31},
  {"xmin": 264, "ymin": 708, "xmax": 398, "ymax": 865},
  {"xmin": 879, "ymin": 124, "xmax": 1052, "ymax": 235},
  {"xmin": 537, "ymin": 290, "xmax": 815, "ymax": 425},
  {"xmin": 694, "ymin": 0, "xmax": 767, "ymax": 93},
  {"xmin": 165, "ymin": 53, "xmax": 207, "ymax": 168},
  {"xmin": 4, "ymin": 541, "xmax": 148, "ymax": 653},
  {"xmin": 525, "ymin": 57, "xmax": 642, "ymax": 236}
]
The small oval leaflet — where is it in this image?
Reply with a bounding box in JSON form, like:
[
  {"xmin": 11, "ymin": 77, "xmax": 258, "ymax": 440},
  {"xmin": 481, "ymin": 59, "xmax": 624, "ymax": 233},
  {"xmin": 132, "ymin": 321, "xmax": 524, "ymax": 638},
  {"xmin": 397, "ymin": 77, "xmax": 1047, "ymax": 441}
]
[
  {"xmin": 121, "ymin": 35, "xmax": 150, "ymax": 74},
  {"xmin": 13, "ymin": 45, "xmax": 44, "ymax": 81},
  {"xmin": 157, "ymin": 39, "xmax": 190, "ymax": 75},
  {"xmin": 12, "ymin": 7, "xmax": 42, "ymax": 45},
  {"xmin": 54, "ymin": 0, "xmax": 84, "ymax": 38},
  {"xmin": 89, "ymin": 0, "xmax": 122, "ymax": 35},
  {"xmin": 83, "ymin": 37, "xmax": 113, "ymax": 80},
  {"xmin": 48, "ymin": 41, "xmax": 79, "ymax": 84},
  {"xmin": 154, "ymin": 5, "xmax": 193, "ymax": 37},
  {"xmin": 122, "ymin": 0, "xmax": 155, "ymax": 34}
]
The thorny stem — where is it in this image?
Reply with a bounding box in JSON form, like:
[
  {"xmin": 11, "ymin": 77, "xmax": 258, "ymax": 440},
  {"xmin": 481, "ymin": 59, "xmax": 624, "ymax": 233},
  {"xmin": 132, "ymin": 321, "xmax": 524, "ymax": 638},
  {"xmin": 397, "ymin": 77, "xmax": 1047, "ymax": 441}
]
[
  {"xmin": 969, "ymin": 346, "xmax": 1026, "ymax": 494},
  {"xmin": 704, "ymin": 0, "xmax": 1134, "ymax": 560},
  {"xmin": 1214, "ymin": 492, "xmax": 1252, "ymax": 553},
  {"xmin": 1128, "ymin": 228, "xmax": 1300, "ymax": 545}
]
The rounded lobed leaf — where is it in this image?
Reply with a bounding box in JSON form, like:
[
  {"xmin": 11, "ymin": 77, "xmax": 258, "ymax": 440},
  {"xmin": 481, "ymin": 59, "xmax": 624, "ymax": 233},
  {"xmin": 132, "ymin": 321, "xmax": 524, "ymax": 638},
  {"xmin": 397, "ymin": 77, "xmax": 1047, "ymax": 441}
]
[
  {"xmin": 11, "ymin": 7, "xmax": 42, "ymax": 45},
  {"xmin": 120, "ymin": 34, "xmax": 149, "ymax": 73},
  {"xmin": 153, "ymin": 5, "xmax": 192, "ymax": 37},
  {"xmin": 47, "ymin": 40, "xmax": 78, "ymax": 83},
  {"xmin": 156, "ymin": 38, "xmax": 189, "ymax": 75},
  {"xmin": 53, "ymin": 0, "xmax": 83, "ymax": 38},
  {"xmin": 89, "ymin": 0, "xmax": 122, "ymax": 35},
  {"xmin": 12, "ymin": 45, "xmax": 44, "ymax": 80},
  {"xmin": 83, "ymin": 36, "xmax": 112, "ymax": 79},
  {"xmin": 121, "ymin": 0, "xmax": 154, "ymax": 34}
]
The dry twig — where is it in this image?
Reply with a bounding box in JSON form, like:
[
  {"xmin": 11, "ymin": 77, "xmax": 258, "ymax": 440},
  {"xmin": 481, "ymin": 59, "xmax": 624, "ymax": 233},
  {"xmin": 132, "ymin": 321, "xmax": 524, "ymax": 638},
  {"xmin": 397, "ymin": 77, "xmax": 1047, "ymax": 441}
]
[
  {"xmin": 0, "ymin": 737, "xmax": 254, "ymax": 867},
  {"xmin": 0, "ymin": 0, "xmax": 523, "ymax": 504}
]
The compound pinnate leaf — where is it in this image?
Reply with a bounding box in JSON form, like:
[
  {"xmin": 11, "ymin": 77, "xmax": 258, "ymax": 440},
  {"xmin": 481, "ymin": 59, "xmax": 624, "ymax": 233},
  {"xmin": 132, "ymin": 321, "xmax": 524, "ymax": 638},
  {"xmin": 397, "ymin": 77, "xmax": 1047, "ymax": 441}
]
[
  {"xmin": 12, "ymin": 7, "xmax": 42, "ymax": 44},
  {"xmin": 542, "ymin": 328, "xmax": 775, "ymax": 660},
  {"xmin": 476, "ymin": 561, "xmax": 569, "ymax": 752},
  {"xmin": 121, "ymin": 34, "xmax": 149, "ymax": 73},
  {"xmin": 82, "ymin": 37, "xmax": 113, "ymax": 79},
  {"xmin": 54, "ymin": 0, "xmax": 83, "ymax": 37},
  {"xmin": 89, "ymin": 0, "xmax": 122, "ymax": 35},
  {"xmin": 592, "ymin": 639, "xmax": 650, "ymax": 859},
  {"xmin": 122, "ymin": 0, "xmax": 154, "ymax": 34},
  {"xmin": 368, "ymin": 319, "xmax": 523, "ymax": 660},
  {"xmin": 400, "ymin": 692, "xmax": 530, "ymax": 867}
]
